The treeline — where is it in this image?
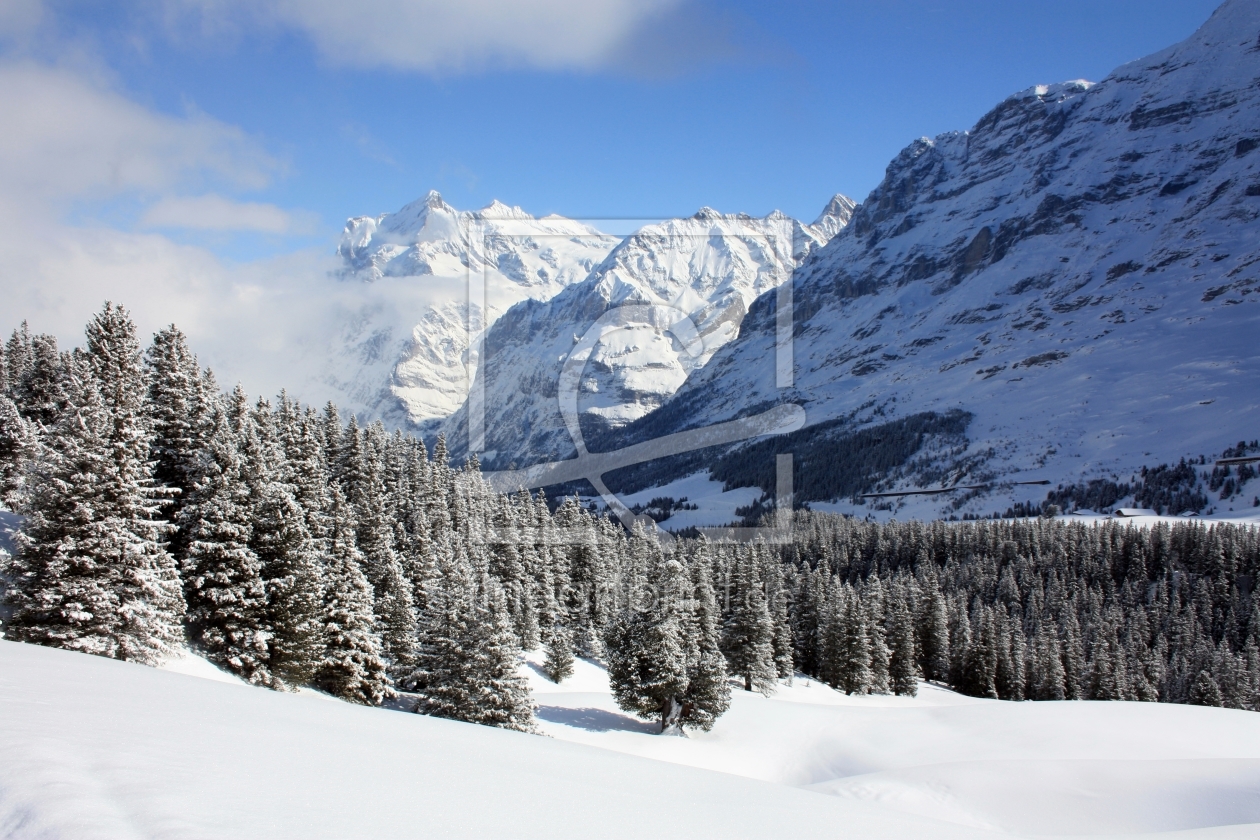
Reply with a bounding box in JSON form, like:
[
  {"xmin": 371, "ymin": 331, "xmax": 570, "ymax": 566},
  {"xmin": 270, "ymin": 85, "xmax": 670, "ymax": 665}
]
[
  {"xmin": 776, "ymin": 512, "xmax": 1260, "ymax": 708},
  {"xmin": 1, "ymin": 305, "xmax": 1257, "ymax": 742}
]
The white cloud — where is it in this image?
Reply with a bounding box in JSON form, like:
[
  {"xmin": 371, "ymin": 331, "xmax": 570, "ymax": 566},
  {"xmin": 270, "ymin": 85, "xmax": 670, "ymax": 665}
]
[
  {"xmin": 140, "ymin": 194, "xmax": 315, "ymax": 234},
  {"xmin": 175, "ymin": 0, "xmax": 686, "ymax": 73},
  {"xmin": 0, "ymin": 59, "xmax": 338, "ymax": 406},
  {"xmin": 0, "ymin": 61, "xmax": 278, "ymax": 211},
  {"xmin": 0, "ymin": 210, "xmax": 347, "ymax": 404}
]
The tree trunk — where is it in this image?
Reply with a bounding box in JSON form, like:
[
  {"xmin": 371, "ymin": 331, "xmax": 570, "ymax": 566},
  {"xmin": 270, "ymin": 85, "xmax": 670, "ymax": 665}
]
[
  {"xmin": 660, "ymin": 696, "xmax": 685, "ymax": 736},
  {"xmin": 745, "ymin": 673, "xmax": 752, "ymax": 692}
]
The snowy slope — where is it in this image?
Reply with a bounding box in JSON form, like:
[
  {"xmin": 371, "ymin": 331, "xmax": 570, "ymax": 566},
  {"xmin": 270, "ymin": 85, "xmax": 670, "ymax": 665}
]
[
  {"xmin": 0, "ymin": 639, "xmax": 996, "ymax": 840},
  {"xmin": 524, "ymin": 650, "xmax": 1260, "ymax": 838},
  {"xmin": 329, "ymin": 191, "xmax": 619, "ymax": 426},
  {"xmin": 5, "ymin": 639, "xmax": 1260, "ymax": 839},
  {"xmin": 605, "ymin": 0, "xmax": 1260, "ymax": 519},
  {"xmin": 442, "ymin": 197, "xmax": 854, "ymax": 467}
]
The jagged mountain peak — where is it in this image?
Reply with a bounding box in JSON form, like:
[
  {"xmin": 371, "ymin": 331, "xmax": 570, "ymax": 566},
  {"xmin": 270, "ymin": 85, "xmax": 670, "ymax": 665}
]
[
  {"xmin": 810, "ymin": 194, "xmax": 858, "ymax": 241},
  {"xmin": 474, "ymin": 199, "xmax": 534, "ymax": 221},
  {"xmin": 813, "ymin": 193, "xmax": 856, "ymax": 219},
  {"xmin": 382, "ymin": 189, "xmax": 459, "ymax": 233},
  {"xmin": 441, "ymin": 193, "xmax": 855, "ymax": 464},
  {"xmin": 323, "ymin": 194, "xmax": 620, "ymax": 427}
]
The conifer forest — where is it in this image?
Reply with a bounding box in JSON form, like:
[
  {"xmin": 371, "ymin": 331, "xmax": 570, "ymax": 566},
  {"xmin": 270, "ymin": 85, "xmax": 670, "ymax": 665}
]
[{"xmin": 2, "ymin": 304, "xmax": 1258, "ymax": 738}]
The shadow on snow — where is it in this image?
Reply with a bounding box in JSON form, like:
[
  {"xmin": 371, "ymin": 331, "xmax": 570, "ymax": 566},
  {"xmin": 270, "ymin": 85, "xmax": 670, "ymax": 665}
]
[{"xmin": 536, "ymin": 705, "xmax": 660, "ymax": 734}]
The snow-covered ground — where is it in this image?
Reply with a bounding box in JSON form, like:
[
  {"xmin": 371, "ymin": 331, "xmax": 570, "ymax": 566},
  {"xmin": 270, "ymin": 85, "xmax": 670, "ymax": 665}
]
[
  {"xmin": 802, "ymin": 502, "xmax": 1260, "ymax": 527},
  {"xmin": 3, "ymin": 637, "xmax": 1257, "ymax": 839},
  {"xmin": 585, "ymin": 472, "xmax": 764, "ymax": 530},
  {"xmin": 524, "ymin": 649, "xmax": 1260, "ymax": 838},
  {"xmin": 157, "ymin": 647, "xmax": 248, "ymax": 685},
  {"xmin": 0, "ymin": 640, "xmax": 994, "ymax": 840}
]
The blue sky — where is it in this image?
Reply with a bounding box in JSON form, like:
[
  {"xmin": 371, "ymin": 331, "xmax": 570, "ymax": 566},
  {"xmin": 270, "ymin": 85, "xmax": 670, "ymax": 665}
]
[
  {"xmin": 0, "ymin": 0, "xmax": 1226, "ymax": 366},
  {"xmin": 5, "ymin": 1, "xmax": 1221, "ymax": 249}
]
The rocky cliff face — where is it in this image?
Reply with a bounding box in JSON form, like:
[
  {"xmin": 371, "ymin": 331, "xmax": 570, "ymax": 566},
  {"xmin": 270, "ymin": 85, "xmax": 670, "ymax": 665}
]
[{"xmin": 548, "ymin": 0, "xmax": 1260, "ymax": 517}]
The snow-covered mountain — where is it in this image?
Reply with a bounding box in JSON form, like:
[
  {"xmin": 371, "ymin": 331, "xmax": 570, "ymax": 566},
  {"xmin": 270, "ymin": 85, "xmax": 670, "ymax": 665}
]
[
  {"xmin": 526, "ymin": 0, "xmax": 1260, "ymax": 518},
  {"xmin": 328, "ymin": 191, "xmax": 619, "ymax": 426},
  {"xmin": 440, "ymin": 197, "xmax": 854, "ymax": 466}
]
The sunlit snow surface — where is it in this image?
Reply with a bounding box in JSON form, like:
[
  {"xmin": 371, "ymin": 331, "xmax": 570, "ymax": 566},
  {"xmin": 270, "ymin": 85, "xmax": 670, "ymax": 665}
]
[
  {"xmin": 0, "ymin": 641, "xmax": 987, "ymax": 840},
  {"xmin": 3, "ymin": 639, "xmax": 1259, "ymax": 838},
  {"xmin": 524, "ymin": 650, "xmax": 1260, "ymax": 837}
]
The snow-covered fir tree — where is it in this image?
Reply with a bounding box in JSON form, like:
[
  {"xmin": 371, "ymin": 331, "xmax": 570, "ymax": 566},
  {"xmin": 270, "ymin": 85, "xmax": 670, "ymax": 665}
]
[
  {"xmin": 411, "ymin": 540, "xmax": 535, "ymax": 731},
  {"xmin": 606, "ymin": 537, "xmax": 729, "ymax": 734},
  {"xmin": 719, "ymin": 545, "xmax": 777, "ymax": 694},
  {"xmin": 144, "ymin": 325, "xmax": 206, "ymax": 524},
  {"xmin": 4, "ymin": 306, "xmax": 184, "ymax": 663},
  {"xmin": 0, "ymin": 395, "xmax": 32, "ymax": 508},
  {"xmin": 464, "ymin": 576, "xmax": 536, "ymax": 732},
  {"xmin": 918, "ymin": 579, "xmax": 951, "ymax": 683},
  {"xmin": 543, "ymin": 623, "xmax": 575, "ymax": 683},
  {"xmin": 606, "ymin": 557, "xmax": 691, "ymax": 734},
  {"xmin": 12, "ymin": 330, "xmax": 68, "ymax": 429},
  {"xmin": 337, "ymin": 417, "xmax": 418, "ymax": 678},
  {"xmin": 680, "ymin": 544, "xmax": 731, "ymax": 730},
  {"xmin": 252, "ymin": 480, "xmax": 324, "ymax": 689},
  {"xmin": 887, "ymin": 593, "xmax": 921, "ymax": 696},
  {"xmin": 864, "ymin": 576, "xmax": 892, "ymax": 694},
  {"xmin": 179, "ymin": 404, "xmax": 273, "ymax": 685},
  {"xmin": 315, "ymin": 485, "xmax": 390, "ymax": 705}
]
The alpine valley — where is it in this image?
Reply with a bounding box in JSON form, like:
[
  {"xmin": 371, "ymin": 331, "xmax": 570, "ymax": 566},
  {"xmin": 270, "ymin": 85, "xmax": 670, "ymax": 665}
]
[{"xmin": 6, "ymin": 5, "xmax": 1260, "ymax": 839}]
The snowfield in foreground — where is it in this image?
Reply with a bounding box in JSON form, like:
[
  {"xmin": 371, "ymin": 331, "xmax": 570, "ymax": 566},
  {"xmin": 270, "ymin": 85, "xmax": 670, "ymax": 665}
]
[
  {"xmin": 525, "ymin": 651, "xmax": 1260, "ymax": 837},
  {"xmin": 3, "ymin": 640, "xmax": 1260, "ymax": 839}
]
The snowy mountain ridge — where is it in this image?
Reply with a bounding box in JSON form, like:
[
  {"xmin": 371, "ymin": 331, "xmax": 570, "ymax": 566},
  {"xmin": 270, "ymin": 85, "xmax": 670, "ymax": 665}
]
[
  {"xmin": 588, "ymin": 0, "xmax": 1260, "ymax": 520},
  {"xmin": 328, "ymin": 191, "xmax": 620, "ymax": 427},
  {"xmin": 441, "ymin": 196, "xmax": 854, "ymax": 466}
]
